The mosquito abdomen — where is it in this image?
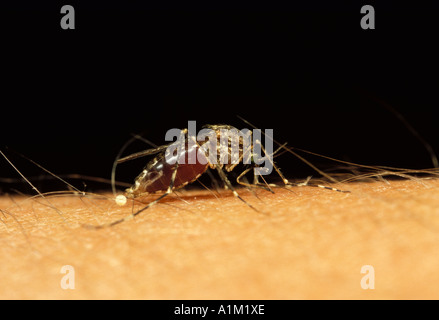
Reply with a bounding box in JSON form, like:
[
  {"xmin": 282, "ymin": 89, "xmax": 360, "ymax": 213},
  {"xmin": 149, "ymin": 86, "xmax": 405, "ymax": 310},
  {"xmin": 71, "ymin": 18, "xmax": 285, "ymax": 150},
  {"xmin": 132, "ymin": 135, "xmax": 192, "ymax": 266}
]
[{"xmin": 126, "ymin": 142, "xmax": 209, "ymax": 197}]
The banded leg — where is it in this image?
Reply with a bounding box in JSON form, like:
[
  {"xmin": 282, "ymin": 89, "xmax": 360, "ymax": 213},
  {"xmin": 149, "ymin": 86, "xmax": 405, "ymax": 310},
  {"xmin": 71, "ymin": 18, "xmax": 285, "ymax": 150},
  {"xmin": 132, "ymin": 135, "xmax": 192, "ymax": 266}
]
[
  {"xmin": 215, "ymin": 166, "xmax": 260, "ymax": 212},
  {"xmin": 254, "ymin": 138, "xmax": 290, "ymax": 186},
  {"xmin": 295, "ymin": 176, "xmax": 350, "ymax": 193},
  {"xmin": 84, "ymin": 162, "xmax": 180, "ymax": 229},
  {"xmin": 236, "ymin": 166, "xmax": 274, "ymax": 193},
  {"xmin": 255, "ymin": 139, "xmax": 349, "ymax": 193}
]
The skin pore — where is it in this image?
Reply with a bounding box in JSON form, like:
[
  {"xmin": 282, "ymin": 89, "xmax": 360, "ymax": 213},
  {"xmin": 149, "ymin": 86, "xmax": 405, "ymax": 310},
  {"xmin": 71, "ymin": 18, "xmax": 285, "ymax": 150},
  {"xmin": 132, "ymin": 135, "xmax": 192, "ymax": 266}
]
[{"xmin": 1, "ymin": 177, "xmax": 439, "ymax": 299}]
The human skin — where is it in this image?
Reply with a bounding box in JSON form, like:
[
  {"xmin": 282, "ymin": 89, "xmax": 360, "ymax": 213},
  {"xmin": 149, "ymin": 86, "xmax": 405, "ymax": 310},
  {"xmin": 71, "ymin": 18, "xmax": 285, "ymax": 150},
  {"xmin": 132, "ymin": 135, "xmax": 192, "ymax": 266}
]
[{"xmin": 1, "ymin": 178, "xmax": 439, "ymax": 299}]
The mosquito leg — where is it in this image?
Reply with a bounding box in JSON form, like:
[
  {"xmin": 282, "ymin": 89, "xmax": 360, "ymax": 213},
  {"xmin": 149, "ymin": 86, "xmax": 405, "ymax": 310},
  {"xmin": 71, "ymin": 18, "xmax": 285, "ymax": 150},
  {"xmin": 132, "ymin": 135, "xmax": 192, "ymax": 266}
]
[
  {"xmin": 187, "ymin": 133, "xmax": 222, "ymax": 193},
  {"xmin": 84, "ymin": 162, "xmax": 180, "ymax": 229},
  {"xmin": 235, "ymin": 137, "xmax": 273, "ymax": 193},
  {"xmin": 295, "ymin": 176, "xmax": 350, "ymax": 193},
  {"xmin": 236, "ymin": 166, "xmax": 274, "ymax": 193},
  {"xmin": 313, "ymin": 184, "xmax": 350, "ymax": 193},
  {"xmin": 205, "ymin": 168, "xmax": 222, "ymax": 193},
  {"xmin": 253, "ymin": 171, "xmax": 260, "ymax": 185},
  {"xmin": 215, "ymin": 166, "xmax": 260, "ymax": 212},
  {"xmin": 254, "ymin": 138, "xmax": 290, "ymax": 186},
  {"xmin": 255, "ymin": 140, "xmax": 349, "ymax": 193}
]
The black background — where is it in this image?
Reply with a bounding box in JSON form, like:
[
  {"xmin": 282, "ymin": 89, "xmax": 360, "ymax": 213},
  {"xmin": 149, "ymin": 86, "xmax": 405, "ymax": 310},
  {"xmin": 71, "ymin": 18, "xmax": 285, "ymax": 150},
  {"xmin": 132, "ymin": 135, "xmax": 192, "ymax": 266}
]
[{"xmin": 1, "ymin": 1, "xmax": 438, "ymax": 192}]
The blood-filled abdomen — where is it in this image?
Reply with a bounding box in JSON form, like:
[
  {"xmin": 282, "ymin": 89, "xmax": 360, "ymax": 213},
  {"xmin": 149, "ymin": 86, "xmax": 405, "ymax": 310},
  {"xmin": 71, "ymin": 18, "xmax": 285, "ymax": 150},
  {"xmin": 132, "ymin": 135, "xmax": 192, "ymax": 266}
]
[{"xmin": 126, "ymin": 142, "xmax": 209, "ymax": 197}]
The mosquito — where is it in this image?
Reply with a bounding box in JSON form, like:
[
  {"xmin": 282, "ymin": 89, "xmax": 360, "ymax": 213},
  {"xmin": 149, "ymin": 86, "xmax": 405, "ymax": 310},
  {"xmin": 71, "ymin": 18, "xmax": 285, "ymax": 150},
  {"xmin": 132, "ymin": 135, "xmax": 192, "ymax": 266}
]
[{"xmin": 86, "ymin": 124, "xmax": 348, "ymax": 229}]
